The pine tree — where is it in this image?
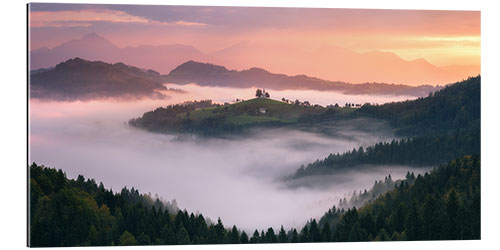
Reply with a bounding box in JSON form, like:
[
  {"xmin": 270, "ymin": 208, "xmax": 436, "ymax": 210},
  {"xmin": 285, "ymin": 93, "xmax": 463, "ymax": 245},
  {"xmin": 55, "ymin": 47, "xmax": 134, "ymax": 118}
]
[
  {"xmin": 175, "ymin": 225, "xmax": 191, "ymax": 244},
  {"xmin": 422, "ymin": 194, "xmax": 438, "ymax": 240},
  {"xmin": 229, "ymin": 225, "xmax": 240, "ymax": 244},
  {"xmin": 137, "ymin": 232, "xmax": 151, "ymax": 245},
  {"xmin": 265, "ymin": 227, "xmax": 278, "ymax": 243},
  {"xmin": 445, "ymin": 189, "xmax": 460, "ymax": 239},
  {"xmin": 309, "ymin": 219, "xmax": 321, "ymax": 242},
  {"xmin": 360, "ymin": 212, "xmax": 375, "ymax": 238},
  {"xmin": 405, "ymin": 201, "xmax": 422, "ymax": 240},
  {"xmin": 290, "ymin": 228, "xmax": 299, "ymax": 243},
  {"xmin": 391, "ymin": 204, "xmax": 406, "ymax": 233},
  {"xmin": 240, "ymin": 231, "xmax": 249, "ymax": 244},
  {"xmin": 278, "ymin": 225, "xmax": 288, "ymax": 243},
  {"xmin": 207, "ymin": 226, "xmax": 218, "ymax": 244},
  {"xmin": 250, "ymin": 230, "xmax": 260, "ymax": 243},
  {"xmin": 321, "ymin": 222, "xmax": 332, "ymax": 242},
  {"xmin": 299, "ymin": 224, "xmax": 310, "ymax": 242},
  {"xmin": 214, "ymin": 218, "xmax": 227, "ymax": 243},
  {"xmin": 118, "ymin": 231, "xmax": 137, "ymax": 246},
  {"xmin": 161, "ymin": 224, "xmax": 175, "ymax": 245}
]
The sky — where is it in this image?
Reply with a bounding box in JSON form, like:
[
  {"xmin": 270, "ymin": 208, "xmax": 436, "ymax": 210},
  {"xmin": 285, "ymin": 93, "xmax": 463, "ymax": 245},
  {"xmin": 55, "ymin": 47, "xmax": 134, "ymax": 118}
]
[
  {"xmin": 29, "ymin": 4, "xmax": 480, "ymax": 66},
  {"xmin": 29, "ymin": 3, "xmax": 481, "ymax": 85}
]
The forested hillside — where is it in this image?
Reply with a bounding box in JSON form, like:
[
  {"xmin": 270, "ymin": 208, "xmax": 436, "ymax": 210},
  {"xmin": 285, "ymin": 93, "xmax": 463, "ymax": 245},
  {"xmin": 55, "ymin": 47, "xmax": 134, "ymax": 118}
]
[
  {"xmin": 29, "ymin": 155, "xmax": 479, "ymax": 246},
  {"xmin": 291, "ymin": 128, "xmax": 479, "ymax": 178},
  {"xmin": 313, "ymin": 155, "xmax": 480, "ymax": 241},
  {"xmin": 357, "ymin": 75, "xmax": 480, "ymax": 137},
  {"xmin": 290, "ymin": 76, "xmax": 480, "ymax": 178}
]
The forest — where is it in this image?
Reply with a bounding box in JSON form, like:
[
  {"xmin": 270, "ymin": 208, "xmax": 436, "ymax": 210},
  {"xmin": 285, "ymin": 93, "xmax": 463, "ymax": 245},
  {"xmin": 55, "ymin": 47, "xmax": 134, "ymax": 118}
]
[
  {"xmin": 290, "ymin": 76, "xmax": 480, "ymax": 179},
  {"xmin": 356, "ymin": 75, "xmax": 480, "ymax": 137},
  {"xmin": 315, "ymin": 155, "xmax": 480, "ymax": 241},
  {"xmin": 29, "ymin": 154, "xmax": 480, "ymax": 246},
  {"xmin": 290, "ymin": 127, "xmax": 479, "ymax": 178}
]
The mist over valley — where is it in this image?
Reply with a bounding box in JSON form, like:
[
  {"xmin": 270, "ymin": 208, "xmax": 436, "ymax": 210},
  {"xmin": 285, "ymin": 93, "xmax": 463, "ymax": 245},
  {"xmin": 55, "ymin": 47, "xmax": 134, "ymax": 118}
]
[{"xmin": 29, "ymin": 85, "xmax": 429, "ymax": 232}]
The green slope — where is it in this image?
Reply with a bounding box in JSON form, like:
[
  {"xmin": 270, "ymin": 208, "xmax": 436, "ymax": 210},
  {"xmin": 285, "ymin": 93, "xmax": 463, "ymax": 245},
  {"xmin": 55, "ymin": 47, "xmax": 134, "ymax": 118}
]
[{"xmin": 130, "ymin": 98, "xmax": 343, "ymax": 136}]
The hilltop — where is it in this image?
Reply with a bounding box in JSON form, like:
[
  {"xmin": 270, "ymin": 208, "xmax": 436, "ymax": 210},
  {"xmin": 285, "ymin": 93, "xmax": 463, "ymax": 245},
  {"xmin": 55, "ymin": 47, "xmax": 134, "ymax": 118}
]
[
  {"xmin": 30, "ymin": 58, "xmax": 180, "ymax": 101},
  {"xmin": 129, "ymin": 96, "xmax": 356, "ymax": 136}
]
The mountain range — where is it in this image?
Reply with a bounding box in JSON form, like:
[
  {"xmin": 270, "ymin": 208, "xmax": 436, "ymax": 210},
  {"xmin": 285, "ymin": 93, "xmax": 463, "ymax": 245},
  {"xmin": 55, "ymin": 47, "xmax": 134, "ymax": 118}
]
[
  {"xmin": 30, "ymin": 33, "xmax": 213, "ymax": 77},
  {"xmin": 30, "ymin": 33, "xmax": 479, "ymax": 86},
  {"xmin": 166, "ymin": 61, "xmax": 441, "ymax": 96},
  {"xmin": 30, "ymin": 57, "xmax": 444, "ymax": 101}
]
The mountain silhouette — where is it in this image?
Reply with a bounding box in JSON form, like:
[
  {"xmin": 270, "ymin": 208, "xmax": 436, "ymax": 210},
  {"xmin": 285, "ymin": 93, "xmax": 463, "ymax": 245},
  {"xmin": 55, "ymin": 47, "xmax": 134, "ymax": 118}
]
[
  {"xmin": 30, "ymin": 33, "xmax": 212, "ymax": 74},
  {"xmin": 31, "ymin": 33, "xmax": 479, "ymax": 86},
  {"xmin": 30, "ymin": 58, "xmax": 172, "ymax": 101},
  {"xmin": 167, "ymin": 60, "xmax": 441, "ymax": 96},
  {"xmin": 211, "ymin": 42, "xmax": 477, "ymax": 85}
]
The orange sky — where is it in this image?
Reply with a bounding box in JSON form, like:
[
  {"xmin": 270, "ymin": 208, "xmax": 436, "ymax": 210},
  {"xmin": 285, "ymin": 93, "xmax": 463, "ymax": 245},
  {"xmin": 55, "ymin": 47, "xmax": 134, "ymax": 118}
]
[{"xmin": 29, "ymin": 4, "xmax": 480, "ymax": 84}]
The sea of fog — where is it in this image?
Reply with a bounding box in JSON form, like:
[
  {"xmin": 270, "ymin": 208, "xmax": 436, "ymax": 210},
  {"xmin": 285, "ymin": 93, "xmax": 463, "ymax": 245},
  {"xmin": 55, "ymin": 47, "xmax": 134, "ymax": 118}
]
[{"xmin": 29, "ymin": 84, "xmax": 430, "ymax": 232}]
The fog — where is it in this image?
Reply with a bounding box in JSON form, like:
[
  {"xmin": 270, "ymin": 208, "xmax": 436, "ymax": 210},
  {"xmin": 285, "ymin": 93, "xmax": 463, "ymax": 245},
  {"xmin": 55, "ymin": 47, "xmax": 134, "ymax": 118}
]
[
  {"xmin": 165, "ymin": 83, "xmax": 417, "ymax": 106},
  {"xmin": 29, "ymin": 85, "xmax": 429, "ymax": 232}
]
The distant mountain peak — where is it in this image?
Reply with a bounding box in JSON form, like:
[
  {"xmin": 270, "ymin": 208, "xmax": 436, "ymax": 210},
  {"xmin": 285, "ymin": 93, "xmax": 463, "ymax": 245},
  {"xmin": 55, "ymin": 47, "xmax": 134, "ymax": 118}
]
[
  {"xmin": 243, "ymin": 67, "xmax": 269, "ymax": 74},
  {"xmin": 54, "ymin": 57, "xmax": 101, "ymax": 70},
  {"xmin": 49, "ymin": 32, "xmax": 118, "ymax": 52},
  {"xmin": 30, "ymin": 33, "xmax": 211, "ymax": 74},
  {"xmin": 80, "ymin": 32, "xmax": 115, "ymax": 46},
  {"xmin": 170, "ymin": 60, "xmax": 229, "ymax": 75},
  {"xmin": 363, "ymin": 50, "xmax": 400, "ymax": 59},
  {"xmin": 410, "ymin": 58, "xmax": 432, "ymax": 65},
  {"xmin": 81, "ymin": 32, "xmax": 105, "ymax": 40}
]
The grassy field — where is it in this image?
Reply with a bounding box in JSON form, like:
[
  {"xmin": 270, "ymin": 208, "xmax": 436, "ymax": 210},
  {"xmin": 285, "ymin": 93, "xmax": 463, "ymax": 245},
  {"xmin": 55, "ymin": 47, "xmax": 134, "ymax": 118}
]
[
  {"xmin": 186, "ymin": 98, "xmax": 328, "ymax": 125},
  {"xmin": 131, "ymin": 97, "xmax": 358, "ymax": 135}
]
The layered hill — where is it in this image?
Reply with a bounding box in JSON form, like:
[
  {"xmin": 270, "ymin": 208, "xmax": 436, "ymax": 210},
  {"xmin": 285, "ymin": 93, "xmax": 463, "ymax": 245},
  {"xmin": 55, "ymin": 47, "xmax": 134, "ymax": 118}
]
[
  {"xmin": 30, "ymin": 58, "xmax": 176, "ymax": 101},
  {"xmin": 30, "ymin": 33, "xmax": 212, "ymax": 75},
  {"xmin": 166, "ymin": 61, "xmax": 441, "ymax": 97},
  {"xmin": 212, "ymin": 42, "xmax": 477, "ymax": 85},
  {"xmin": 30, "ymin": 33, "xmax": 478, "ymax": 86}
]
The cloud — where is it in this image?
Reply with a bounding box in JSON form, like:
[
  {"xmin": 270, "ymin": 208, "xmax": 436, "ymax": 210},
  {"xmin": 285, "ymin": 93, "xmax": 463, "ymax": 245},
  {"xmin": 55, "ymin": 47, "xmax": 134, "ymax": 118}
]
[
  {"xmin": 175, "ymin": 20, "xmax": 208, "ymax": 26},
  {"xmin": 30, "ymin": 9, "xmax": 208, "ymax": 28},
  {"xmin": 30, "ymin": 9, "xmax": 149, "ymax": 27}
]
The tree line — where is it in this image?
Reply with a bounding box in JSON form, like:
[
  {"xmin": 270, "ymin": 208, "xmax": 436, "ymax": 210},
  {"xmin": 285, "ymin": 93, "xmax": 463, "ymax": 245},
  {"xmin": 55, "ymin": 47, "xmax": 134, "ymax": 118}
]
[{"xmin": 290, "ymin": 127, "xmax": 479, "ymax": 178}]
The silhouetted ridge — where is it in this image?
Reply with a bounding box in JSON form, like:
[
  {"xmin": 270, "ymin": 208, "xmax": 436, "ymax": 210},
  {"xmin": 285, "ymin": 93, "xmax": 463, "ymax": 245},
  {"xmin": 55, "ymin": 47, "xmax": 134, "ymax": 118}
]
[
  {"xmin": 166, "ymin": 60, "xmax": 442, "ymax": 97},
  {"xmin": 170, "ymin": 60, "xmax": 230, "ymax": 76},
  {"xmin": 30, "ymin": 58, "xmax": 169, "ymax": 101}
]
